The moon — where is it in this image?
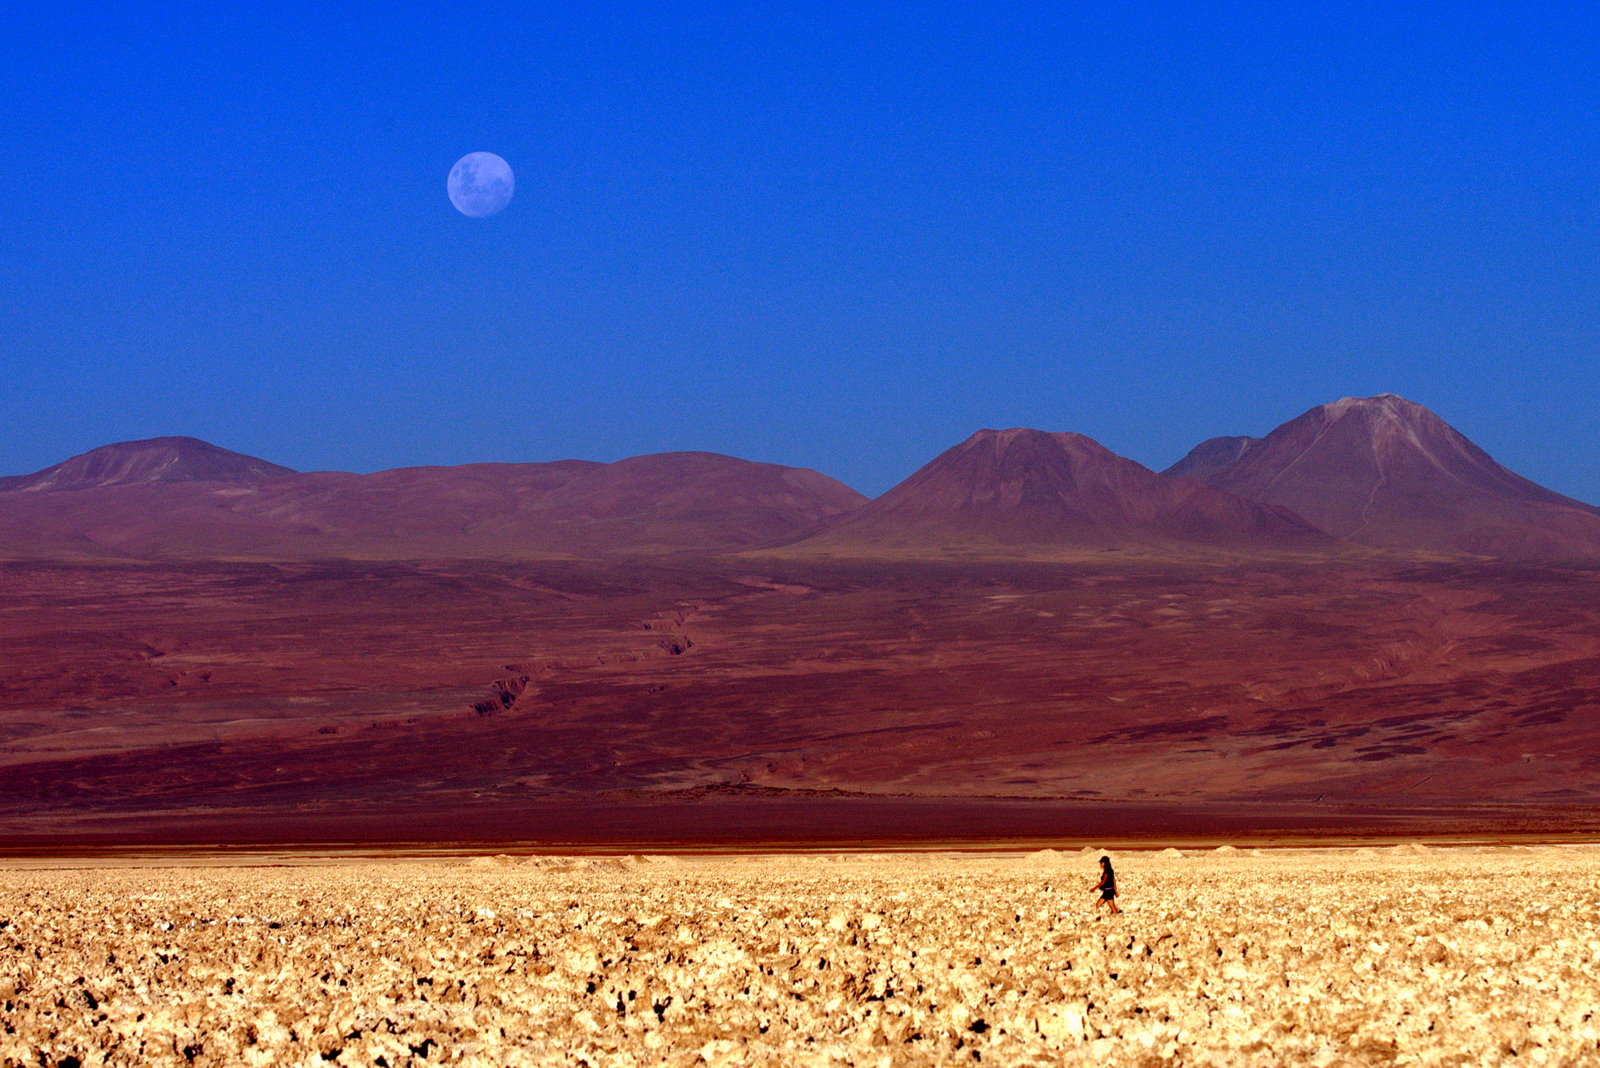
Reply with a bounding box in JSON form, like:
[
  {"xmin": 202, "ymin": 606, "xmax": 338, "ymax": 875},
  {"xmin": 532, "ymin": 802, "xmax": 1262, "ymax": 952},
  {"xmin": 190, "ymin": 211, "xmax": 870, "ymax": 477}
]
[{"xmin": 447, "ymin": 152, "xmax": 514, "ymax": 218}]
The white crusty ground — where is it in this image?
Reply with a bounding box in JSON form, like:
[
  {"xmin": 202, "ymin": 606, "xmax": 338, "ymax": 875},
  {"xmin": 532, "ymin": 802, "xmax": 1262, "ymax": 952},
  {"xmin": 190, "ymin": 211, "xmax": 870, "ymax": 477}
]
[{"xmin": 2, "ymin": 846, "xmax": 1599, "ymax": 1067}]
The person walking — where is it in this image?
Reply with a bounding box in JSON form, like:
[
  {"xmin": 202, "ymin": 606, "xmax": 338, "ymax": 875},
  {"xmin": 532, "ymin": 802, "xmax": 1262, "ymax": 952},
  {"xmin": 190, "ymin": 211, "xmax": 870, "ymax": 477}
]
[{"xmin": 1093, "ymin": 855, "xmax": 1120, "ymax": 915}]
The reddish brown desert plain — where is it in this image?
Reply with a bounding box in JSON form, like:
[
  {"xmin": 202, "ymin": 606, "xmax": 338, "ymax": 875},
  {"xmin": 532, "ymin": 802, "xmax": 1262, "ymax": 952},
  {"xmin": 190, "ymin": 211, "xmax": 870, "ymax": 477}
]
[{"xmin": 4, "ymin": 554, "xmax": 1600, "ymax": 847}]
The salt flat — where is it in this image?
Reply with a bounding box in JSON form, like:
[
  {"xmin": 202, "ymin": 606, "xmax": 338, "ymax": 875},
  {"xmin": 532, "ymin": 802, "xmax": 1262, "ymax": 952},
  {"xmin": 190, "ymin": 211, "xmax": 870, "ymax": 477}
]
[{"xmin": 3, "ymin": 847, "xmax": 1598, "ymax": 1066}]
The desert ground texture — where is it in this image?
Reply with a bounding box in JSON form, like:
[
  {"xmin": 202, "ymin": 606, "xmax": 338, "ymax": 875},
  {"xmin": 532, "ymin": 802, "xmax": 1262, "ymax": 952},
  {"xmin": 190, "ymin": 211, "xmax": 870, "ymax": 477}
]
[
  {"xmin": 8, "ymin": 559, "xmax": 1600, "ymax": 845},
  {"xmin": 3, "ymin": 848, "xmax": 1598, "ymax": 1067}
]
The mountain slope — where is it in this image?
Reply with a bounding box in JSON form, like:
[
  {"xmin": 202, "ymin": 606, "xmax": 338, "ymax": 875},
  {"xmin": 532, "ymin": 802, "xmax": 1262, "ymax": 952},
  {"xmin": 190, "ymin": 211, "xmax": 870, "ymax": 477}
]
[
  {"xmin": 0, "ymin": 437, "xmax": 295, "ymax": 492},
  {"xmin": 1167, "ymin": 394, "xmax": 1600, "ymax": 557},
  {"xmin": 796, "ymin": 427, "xmax": 1326, "ymax": 555},
  {"xmin": 1163, "ymin": 435, "xmax": 1260, "ymax": 483},
  {"xmin": 0, "ymin": 444, "xmax": 867, "ymax": 560}
]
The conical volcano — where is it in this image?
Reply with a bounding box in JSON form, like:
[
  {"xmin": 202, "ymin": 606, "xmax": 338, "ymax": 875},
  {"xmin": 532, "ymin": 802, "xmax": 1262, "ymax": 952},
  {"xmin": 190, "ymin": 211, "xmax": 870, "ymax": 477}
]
[
  {"xmin": 799, "ymin": 427, "xmax": 1326, "ymax": 554},
  {"xmin": 1164, "ymin": 394, "xmax": 1600, "ymax": 557}
]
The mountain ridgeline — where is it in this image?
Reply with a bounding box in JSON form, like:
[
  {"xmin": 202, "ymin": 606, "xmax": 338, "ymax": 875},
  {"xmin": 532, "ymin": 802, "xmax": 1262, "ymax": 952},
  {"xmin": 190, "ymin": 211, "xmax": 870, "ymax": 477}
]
[
  {"xmin": 796, "ymin": 428, "xmax": 1328, "ymax": 554},
  {"xmin": 1161, "ymin": 394, "xmax": 1600, "ymax": 558},
  {"xmin": 3, "ymin": 395, "xmax": 1597, "ymax": 560},
  {"xmin": 0, "ymin": 436, "xmax": 295, "ymax": 492}
]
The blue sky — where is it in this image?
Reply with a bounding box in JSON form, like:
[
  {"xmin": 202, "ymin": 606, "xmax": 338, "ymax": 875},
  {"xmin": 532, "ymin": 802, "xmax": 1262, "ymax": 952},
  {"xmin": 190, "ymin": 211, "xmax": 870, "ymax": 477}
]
[{"xmin": 3, "ymin": 3, "xmax": 1598, "ymax": 499}]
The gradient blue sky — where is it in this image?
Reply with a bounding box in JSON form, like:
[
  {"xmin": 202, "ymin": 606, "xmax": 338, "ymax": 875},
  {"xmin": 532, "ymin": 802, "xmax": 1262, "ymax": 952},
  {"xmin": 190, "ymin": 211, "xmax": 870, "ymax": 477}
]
[{"xmin": 4, "ymin": 3, "xmax": 1598, "ymax": 499}]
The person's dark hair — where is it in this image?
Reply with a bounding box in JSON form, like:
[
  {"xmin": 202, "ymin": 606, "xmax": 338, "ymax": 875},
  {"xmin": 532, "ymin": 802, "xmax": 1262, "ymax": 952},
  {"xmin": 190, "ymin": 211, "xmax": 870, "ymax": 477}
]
[{"xmin": 1100, "ymin": 856, "xmax": 1111, "ymax": 866}]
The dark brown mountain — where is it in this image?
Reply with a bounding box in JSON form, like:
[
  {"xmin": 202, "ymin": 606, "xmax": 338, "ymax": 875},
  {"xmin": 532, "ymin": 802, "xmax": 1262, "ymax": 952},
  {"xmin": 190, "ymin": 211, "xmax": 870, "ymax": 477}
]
[
  {"xmin": 0, "ymin": 436, "xmax": 295, "ymax": 492},
  {"xmin": 1162, "ymin": 434, "xmax": 1260, "ymax": 483},
  {"xmin": 795, "ymin": 427, "xmax": 1327, "ymax": 555},
  {"xmin": 1164, "ymin": 394, "xmax": 1600, "ymax": 557},
  {"xmin": 0, "ymin": 445, "xmax": 866, "ymax": 560}
]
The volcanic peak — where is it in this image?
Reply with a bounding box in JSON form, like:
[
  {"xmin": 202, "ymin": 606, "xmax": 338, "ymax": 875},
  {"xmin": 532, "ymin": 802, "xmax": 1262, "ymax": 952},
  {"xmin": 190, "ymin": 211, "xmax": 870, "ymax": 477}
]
[
  {"xmin": 1172, "ymin": 393, "xmax": 1600, "ymax": 556},
  {"xmin": 0, "ymin": 437, "xmax": 296, "ymax": 493},
  {"xmin": 799, "ymin": 426, "xmax": 1327, "ymax": 553},
  {"xmin": 1161, "ymin": 396, "xmax": 1487, "ymax": 489},
  {"xmin": 873, "ymin": 428, "xmax": 1157, "ymax": 515},
  {"xmin": 1313, "ymin": 393, "xmax": 1469, "ymax": 468},
  {"xmin": 1162, "ymin": 435, "xmax": 1261, "ymax": 483}
]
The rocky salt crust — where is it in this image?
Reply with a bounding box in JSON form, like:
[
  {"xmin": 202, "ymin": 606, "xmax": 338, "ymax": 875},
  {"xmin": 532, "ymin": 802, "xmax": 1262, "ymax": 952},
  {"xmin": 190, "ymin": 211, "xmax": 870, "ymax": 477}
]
[{"xmin": 2, "ymin": 848, "xmax": 1599, "ymax": 1066}]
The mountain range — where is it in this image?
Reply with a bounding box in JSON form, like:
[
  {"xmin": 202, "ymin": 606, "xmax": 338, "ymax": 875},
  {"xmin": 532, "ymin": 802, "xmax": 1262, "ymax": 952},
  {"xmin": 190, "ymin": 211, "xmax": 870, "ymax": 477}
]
[
  {"xmin": 799, "ymin": 428, "xmax": 1328, "ymax": 554},
  {"xmin": 4, "ymin": 395, "xmax": 1598, "ymax": 561},
  {"xmin": 8, "ymin": 396, "xmax": 1600, "ymax": 844}
]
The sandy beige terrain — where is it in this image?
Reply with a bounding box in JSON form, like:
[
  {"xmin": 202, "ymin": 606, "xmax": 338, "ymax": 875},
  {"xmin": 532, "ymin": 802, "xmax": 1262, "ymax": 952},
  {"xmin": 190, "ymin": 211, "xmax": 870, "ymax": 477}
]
[{"xmin": 3, "ymin": 848, "xmax": 1598, "ymax": 1066}]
